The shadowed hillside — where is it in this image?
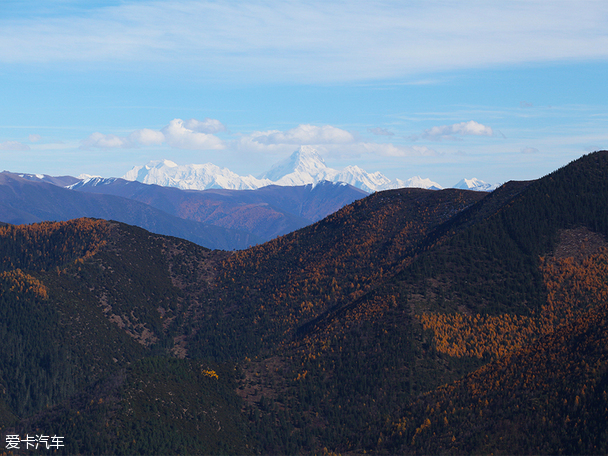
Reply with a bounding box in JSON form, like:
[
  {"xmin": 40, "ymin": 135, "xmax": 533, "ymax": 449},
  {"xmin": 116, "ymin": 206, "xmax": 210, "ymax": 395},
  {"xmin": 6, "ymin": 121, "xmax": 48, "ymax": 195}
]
[{"xmin": 70, "ymin": 177, "xmax": 368, "ymax": 243}]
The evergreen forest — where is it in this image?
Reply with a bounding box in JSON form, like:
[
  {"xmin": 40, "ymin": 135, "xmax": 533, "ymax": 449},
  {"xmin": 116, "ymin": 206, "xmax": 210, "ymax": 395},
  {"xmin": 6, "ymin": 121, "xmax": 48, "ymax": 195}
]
[{"xmin": 1, "ymin": 151, "xmax": 608, "ymax": 454}]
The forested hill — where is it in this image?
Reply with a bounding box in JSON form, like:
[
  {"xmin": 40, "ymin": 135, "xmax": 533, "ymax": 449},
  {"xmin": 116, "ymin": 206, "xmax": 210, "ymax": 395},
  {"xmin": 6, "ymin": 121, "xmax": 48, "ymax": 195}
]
[{"xmin": 1, "ymin": 151, "xmax": 608, "ymax": 454}]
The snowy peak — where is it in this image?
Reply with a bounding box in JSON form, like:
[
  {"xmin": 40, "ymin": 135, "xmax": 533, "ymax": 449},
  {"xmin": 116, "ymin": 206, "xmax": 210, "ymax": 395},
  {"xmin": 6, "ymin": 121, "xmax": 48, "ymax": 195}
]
[
  {"xmin": 260, "ymin": 146, "xmax": 332, "ymax": 185},
  {"xmin": 453, "ymin": 178, "xmax": 496, "ymax": 192},
  {"xmin": 68, "ymin": 177, "xmax": 118, "ymax": 190},
  {"xmin": 397, "ymin": 176, "xmax": 443, "ymax": 191},
  {"xmin": 123, "ymin": 159, "xmax": 271, "ymax": 190},
  {"xmin": 146, "ymin": 159, "xmax": 178, "ymax": 169},
  {"xmin": 291, "ymin": 145, "xmax": 327, "ymax": 173},
  {"xmin": 335, "ymin": 165, "xmax": 392, "ymax": 193},
  {"xmin": 258, "ymin": 146, "xmax": 399, "ymax": 191},
  {"xmin": 123, "ymin": 160, "xmax": 178, "ymax": 183}
]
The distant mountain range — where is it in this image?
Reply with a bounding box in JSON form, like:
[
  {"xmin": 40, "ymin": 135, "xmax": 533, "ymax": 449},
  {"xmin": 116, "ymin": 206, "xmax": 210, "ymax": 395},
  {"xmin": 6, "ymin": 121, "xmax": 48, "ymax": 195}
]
[
  {"xmin": 0, "ymin": 172, "xmax": 255, "ymax": 250},
  {"xmin": 0, "ymin": 171, "xmax": 367, "ymax": 250},
  {"xmin": 69, "ymin": 177, "xmax": 367, "ymax": 243},
  {"xmin": 0, "ymin": 146, "xmax": 494, "ymax": 249},
  {"xmin": 122, "ymin": 145, "xmax": 495, "ymax": 192}
]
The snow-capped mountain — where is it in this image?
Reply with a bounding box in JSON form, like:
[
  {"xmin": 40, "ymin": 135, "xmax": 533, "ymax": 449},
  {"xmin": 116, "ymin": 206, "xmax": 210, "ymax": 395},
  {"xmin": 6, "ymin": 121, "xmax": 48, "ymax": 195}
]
[
  {"xmin": 259, "ymin": 145, "xmax": 335, "ymax": 185},
  {"xmin": 396, "ymin": 176, "xmax": 443, "ymax": 191},
  {"xmin": 333, "ymin": 165, "xmax": 396, "ymax": 192},
  {"xmin": 68, "ymin": 177, "xmax": 119, "ymax": 190},
  {"xmin": 453, "ymin": 178, "xmax": 497, "ymax": 192},
  {"xmin": 123, "ymin": 147, "xmax": 443, "ymax": 193},
  {"xmin": 123, "ymin": 159, "xmax": 271, "ymax": 190}
]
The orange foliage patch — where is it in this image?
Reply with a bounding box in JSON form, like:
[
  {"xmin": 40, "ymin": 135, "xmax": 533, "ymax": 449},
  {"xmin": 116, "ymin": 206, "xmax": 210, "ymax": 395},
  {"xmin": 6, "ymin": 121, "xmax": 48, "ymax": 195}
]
[
  {"xmin": 0, "ymin": 269, "xmax": 48, "ymax": 299},
  {"xmin": 417, "ymin": 247, "xmax": 608, "ymax": 360}
]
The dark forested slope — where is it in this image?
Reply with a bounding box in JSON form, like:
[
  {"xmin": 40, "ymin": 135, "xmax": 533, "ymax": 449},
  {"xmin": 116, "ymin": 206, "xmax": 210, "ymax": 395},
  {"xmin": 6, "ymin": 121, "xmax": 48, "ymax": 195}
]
[
  {"xmin": 0, "ymin": 219, "xmax": 250, "ymax": 454},
  {"xmin": 2, "ymin": 152, "xmax": 608, "ymax": 454}
]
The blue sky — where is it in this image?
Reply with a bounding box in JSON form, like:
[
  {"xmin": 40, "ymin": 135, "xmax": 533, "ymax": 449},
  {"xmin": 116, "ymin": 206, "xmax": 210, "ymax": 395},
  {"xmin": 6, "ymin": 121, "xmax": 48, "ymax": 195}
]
[{"xmin": 1, "ymin": 0, "xmax": 607, "ymax": 188}]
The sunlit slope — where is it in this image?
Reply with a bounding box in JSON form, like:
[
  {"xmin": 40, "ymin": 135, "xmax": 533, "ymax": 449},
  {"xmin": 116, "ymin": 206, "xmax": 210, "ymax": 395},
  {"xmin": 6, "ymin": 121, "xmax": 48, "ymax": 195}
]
[{"xmin": 385, "ymin": 247, "xmax": 608, "ymax": 455}]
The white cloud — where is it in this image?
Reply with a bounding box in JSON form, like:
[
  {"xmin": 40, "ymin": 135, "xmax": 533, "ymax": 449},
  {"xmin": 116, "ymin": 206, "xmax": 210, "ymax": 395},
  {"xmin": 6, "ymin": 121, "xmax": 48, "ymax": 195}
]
[
  {"xmin": 368, "ymin": 127, "xmax": 394, "ymax": 136},
  {"xmin": 4, "ymin": 1, "xmax": 607, "ymax": 83},
  {"xmin": 81, "ymin": 132, "xmax": 130, "ymax": 149},
  {"xmin": 234, "ymin": 136, "xmax": 293, "ymax": 155},
  {"xmin": 358, "ymin": 143, "xmax": 438, "ymax": 158},
  {"xmin": 236, "ymin": 123, "xmax": 437, "ymax": 159},
  {"xmin": 521, "ymin": 146, "xmax": 539, "ymax": 154},
  {"xmin": 28, "ymin": 134, "xmax": 41, "ymax": 142},
  {"xmin": 250, "ymin": 124, "xmax": 355, "ymax": 145},
  {"xmin": 80, "ymin": 118, "xmax": 225, "ymax": 150},
  {"xmin": 184, "ymin": 118, "xmax": 226, "ymax": 134},
  {"xmin": 128, "ymin": 129, "xmax": 165, "ymax": 146},
  {"xmin": 0, "ymin": 141, "xmax": 30, "ymax": 151},
  {"xmin": 162, "ymin": 118, "xmax": 225, "ymax": 150},
  {"xmin": 417, "ymin": 121, "xmax": 494, "ymax": 141}
]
